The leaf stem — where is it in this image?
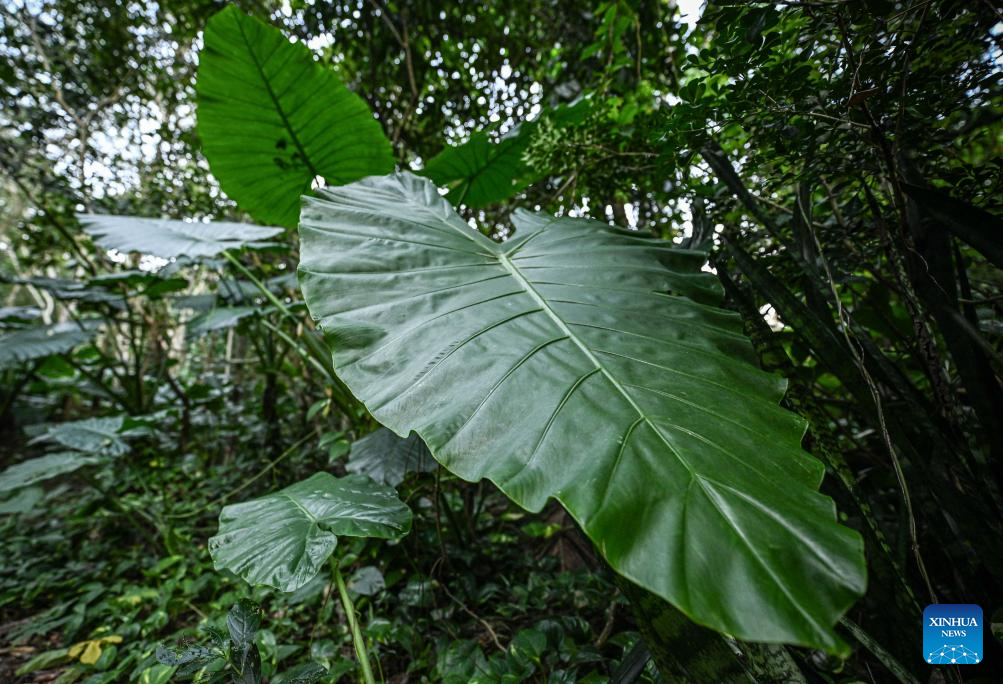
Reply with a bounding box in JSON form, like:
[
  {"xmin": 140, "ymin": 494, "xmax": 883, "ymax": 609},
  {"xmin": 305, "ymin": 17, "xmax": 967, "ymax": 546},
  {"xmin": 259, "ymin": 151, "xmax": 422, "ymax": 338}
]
[
  {"xmin": 332, "ymin": 560, "xmax": 377, "ymax": 684},
  {"xmin": 222, "ymin": 250, "xmax": 356, "ymax": 408}
]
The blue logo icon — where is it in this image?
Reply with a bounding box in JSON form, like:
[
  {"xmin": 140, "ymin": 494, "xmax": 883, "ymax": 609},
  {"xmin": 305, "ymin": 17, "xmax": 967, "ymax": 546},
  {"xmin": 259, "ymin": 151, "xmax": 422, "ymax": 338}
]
[{"xmin": 924, "ymin": 604, "xmax": 982, "ymax": 664}]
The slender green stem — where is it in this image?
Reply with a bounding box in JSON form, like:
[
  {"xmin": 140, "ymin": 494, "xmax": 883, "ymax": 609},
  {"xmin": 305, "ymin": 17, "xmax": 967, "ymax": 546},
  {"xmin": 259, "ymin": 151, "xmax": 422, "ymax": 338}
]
[
  {"xmin": 223, "ymin": 250, "xmax": 294, "ymax": 319},
  {"xmin": 333, "ymin": 560, "xmax": 377, "ymax": 684},
  {"xmin": 223, "ymin": 250, "xmax": 356, "ymax": 408}
]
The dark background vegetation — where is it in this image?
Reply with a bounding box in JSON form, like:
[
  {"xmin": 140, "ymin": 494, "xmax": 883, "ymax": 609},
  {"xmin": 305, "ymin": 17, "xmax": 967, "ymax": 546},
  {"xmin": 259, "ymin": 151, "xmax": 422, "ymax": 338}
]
[{"xmin": 0, "ymin": 1, "xmax": 1001, "ymax": 682}]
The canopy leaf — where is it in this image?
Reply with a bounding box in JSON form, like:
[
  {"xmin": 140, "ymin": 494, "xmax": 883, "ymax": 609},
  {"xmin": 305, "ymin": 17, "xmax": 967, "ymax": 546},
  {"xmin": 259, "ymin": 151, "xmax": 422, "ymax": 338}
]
[
  {"xmin": 196, "ymin": 6, "xmax": 394, "ymax": 228},
  {"xmin": 0, "ymin": 320, "xmax": 101, "ymax": 369},
  {"xmin": 0, "ymin": 452, "xmax": 103, "ymax": 493},
  {"xmin": 79, "ymin": 214, "xmax": 283, "ymax": 259},
  {"xmin": 298, "ymin": 172, "xmax": 866, "ymax": 653},
  {"xmin": 421, "ymin": 131, "xmax": 534, "ymax": 208},
  {"xmin": 347, "ymin": 428, "xmax": 437, "ymax": 486},
  {"xmin": 420, "ymin": 101, "xmax": 589, "ymax": 208},
  {"xmin": 209, "ymin": 472, "xmax": 412, "ymax": 592}
]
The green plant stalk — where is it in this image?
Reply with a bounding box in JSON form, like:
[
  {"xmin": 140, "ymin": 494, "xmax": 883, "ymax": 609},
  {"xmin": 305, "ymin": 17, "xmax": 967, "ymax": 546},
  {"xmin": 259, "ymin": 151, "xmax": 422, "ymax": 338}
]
[
  {"xmin": 258, "ymin": 318, "xmax": 356, "ymax": 417},
  {"xmin": 222, "ymin": 250, "xmax": 355, "ymax": 407},
  {"xmin": 332, "ymin": 559, "xmax": 377, "ymax": 684}
]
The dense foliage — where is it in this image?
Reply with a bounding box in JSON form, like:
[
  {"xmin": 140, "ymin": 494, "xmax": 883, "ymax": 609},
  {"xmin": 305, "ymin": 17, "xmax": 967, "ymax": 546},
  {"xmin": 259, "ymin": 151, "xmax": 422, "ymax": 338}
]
[{"xmin": 1, "ymin": 1, "xmax": 1001, "ymax": 683}]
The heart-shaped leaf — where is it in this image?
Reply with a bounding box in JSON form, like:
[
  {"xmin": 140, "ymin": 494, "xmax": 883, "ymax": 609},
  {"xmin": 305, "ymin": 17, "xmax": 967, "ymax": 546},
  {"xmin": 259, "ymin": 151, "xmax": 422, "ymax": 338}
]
[
  {"xmin": 209, "ymin": 473, "xmax": 411, "ymax": 592},
  {"xmin": 227, "ymin": 600, "xmax": 261, "ymax": 648},
  {"xmin": 297, "ymin": 171, "xmax": 866, "ymax": 653},
  {"xmin": 196, "ymin": 6, "xmax": 394, "ymax": 228},
  {"xmin": 420, "ymin": 101, "xmax": 590, "ymax": 208}
]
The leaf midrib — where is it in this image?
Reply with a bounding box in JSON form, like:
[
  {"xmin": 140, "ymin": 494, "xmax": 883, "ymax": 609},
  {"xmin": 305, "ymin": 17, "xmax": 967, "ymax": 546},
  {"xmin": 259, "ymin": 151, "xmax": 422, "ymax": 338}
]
[
  {"xmin": 496, "ymin": 252, "xmax": 689, "ymax": 470},
  {"xmin": 232, "ymin": 13, "xmax": 319, "ymax": 179},
  {"xmin": 496, "ymin": 250, "xmax": 823, "ymax": 632}
]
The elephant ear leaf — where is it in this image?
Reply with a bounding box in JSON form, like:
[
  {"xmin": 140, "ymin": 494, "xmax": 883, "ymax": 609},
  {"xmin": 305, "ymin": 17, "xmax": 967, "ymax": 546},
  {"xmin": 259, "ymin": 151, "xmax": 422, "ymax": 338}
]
[
  {"xmin": 79, "ymin": 214, "xmax": 283, "ymax": 259},
  {"xmin": 0, "ymin": 452, "xmax": 103, "ymax": 494},
  {"xmin": 297, "ymin": 171, "xmax": 867, "ymax": 654},
  {"xmin": 347, "ymin": 428, "xmax": 437, "ymax": 486},
  {"xmin": 196, "ymin": 6, "xmax": 394, "ymax": 228},
  {"xmin": 208, "ymin": 473, "xmax": 411, "ymax": 592},
  {"xmin": 0, "ymin": 320, "xmax": 101, "ymax": 369},
  {"xmin": 31, "ymin": 416, "xmax": 129, "ymax": 456},
  {"xmin": 421, "ymin": 130, "xmax": 533, "ymax": 208}
]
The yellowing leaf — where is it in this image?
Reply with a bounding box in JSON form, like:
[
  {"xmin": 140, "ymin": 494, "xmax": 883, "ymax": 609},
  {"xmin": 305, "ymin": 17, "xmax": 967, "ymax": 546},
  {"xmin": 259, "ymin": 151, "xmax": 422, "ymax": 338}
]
[{"xmin": 68, "ymin": 635, "xmax": 123, "ymax": 665}]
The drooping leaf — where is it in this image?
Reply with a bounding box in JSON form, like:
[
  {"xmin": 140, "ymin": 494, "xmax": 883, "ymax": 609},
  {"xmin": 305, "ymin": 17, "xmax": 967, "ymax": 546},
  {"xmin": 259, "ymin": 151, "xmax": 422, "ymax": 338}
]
[
  {"xmin": 31, "ymin": 416, "xmax": 129, "ymax": 456},
  {"xmin": 0, "ymin": 306, "xmax": 42, "ymax": 327},
  {"xmin": 0, "ymin": 452, "xmax": 102, "ymax": 493},
  {"xmin": 186, "ymin": 306, "xmax": 259, "ymax": 338},
  {"xmin": 0, "ymin": 320, "xmax": 101, "ymax": 369},
  {"xmin": 14, "ymin": 648, "xmax": 71, "ymax": 676},
  {"xmin": 208, "ymin": 472, "xmax": 412, "ymax": 592},
  {"xmin": 17, "ymin": 276, "xmax": 126, "ymax": 305},
  {"xmin": 68, "ymin": 635, "xmax": 123, "ymax": 666},
  {"xmin": 196, "ymin": 5, "xmax": 394, "ymax": 228},
  {"xmin": 298, "ymin": 172, "xmax": 866, "ymax": 653},
  {"xmin": 78, "ymin": 214, "xmax": 283, "ymax": 259},
  {"xmin": 234, "ymin": 643, "xmax": 262, "ymax": 684},
  {"xmin": 347, "ymin": 428, "xmax": 437, "ymax": 486}
]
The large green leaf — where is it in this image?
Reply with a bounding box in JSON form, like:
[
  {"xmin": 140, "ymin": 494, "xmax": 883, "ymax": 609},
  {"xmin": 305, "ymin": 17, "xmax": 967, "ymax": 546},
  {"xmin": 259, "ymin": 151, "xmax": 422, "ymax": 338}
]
[
  {"xmin": 78, "ymin": 214, "xmax": 283, "ymax": 259},
  {"xmin": 0, "ymin": 452, "xmax": 103, "ymax": 493},
  {"xmin": 0, "ymin": 320, "xmax": 101, "ymax": 369},
  {"xmin": 347, "ymin": 428, "xmax": 437, "ymax": 486},
  {"xmin": 298, "ymin": 172, "xmax": 866, "ymax": 653},
  {"xmin": 196, "ymin": 6, "xmax": 394, "ymax": 228},
  {"xmin": 31, "ymin": 416, "xmax": 129, "ymax": 456},
  {"xmin": 208, "ymin": 473, "xmax": 412, "ymax": 592}
]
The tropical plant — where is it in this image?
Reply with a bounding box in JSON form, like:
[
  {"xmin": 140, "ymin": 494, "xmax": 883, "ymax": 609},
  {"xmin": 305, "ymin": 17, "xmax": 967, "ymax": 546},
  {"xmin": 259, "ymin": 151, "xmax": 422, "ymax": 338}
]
[
  {"xmin": 297, "ymin": 170, "xmax": 866, "ymax": 652},
  {"xmin": 209, "ymin": 472, "xmax": 412, "ymax": 682},
  {"xmin": 1, "ymin": 1, "xmax": 1000, "ymax": 682}
]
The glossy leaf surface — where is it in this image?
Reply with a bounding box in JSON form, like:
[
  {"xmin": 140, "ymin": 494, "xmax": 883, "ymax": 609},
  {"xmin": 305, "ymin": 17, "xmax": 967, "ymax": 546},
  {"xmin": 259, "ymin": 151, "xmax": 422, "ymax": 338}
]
[
  {"xmin": 347, "ymin": 428, "xmax": 437, "ymax": 486},
  {"xmin": 196, "ymin": 6, "xmax": 394, "ymax": 227},
  {"xmin": 209, "ymin": 473, "xmax": 412, "ymax": 592},
  {"xmin": 298, "ymin": 172, "xmax": 866, "ymax": 653}
]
